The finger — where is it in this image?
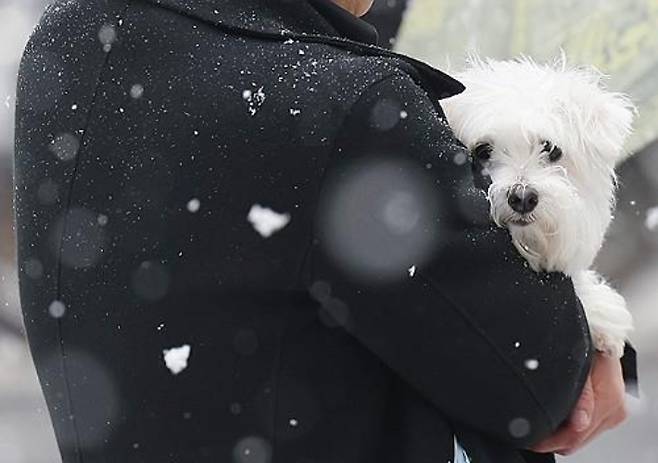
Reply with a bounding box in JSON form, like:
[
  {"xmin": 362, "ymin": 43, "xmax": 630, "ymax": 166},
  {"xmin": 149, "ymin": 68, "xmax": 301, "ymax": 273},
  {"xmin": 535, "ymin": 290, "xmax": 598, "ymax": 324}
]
[
  {"xmin": 554, "ymin": 424, "xmax": 601, "ymax": 455},
  {"xmin": 546, "ymin": 422, "xmax": 603, "ymax": 456},
  {"xmin": 531, "ymin": 406, "xmax": 606, "ymax": 453},
  {"xmin": 569, "ymin": 376, "xmax": 595, "ymax": 432},
  {"xmin": 556, "ymin": 414, "xmax": 618, "ymax": 456},
  {"xmin": 531, "ymin": 377, "xmax": 597, "ymax": 453},
  {"xmin": 531, "ymin": 425, "xmax": 582, "ymax": 453},
  {"xmin": 554, "ymin": 403, "xmax": 628, "ymax": 456},
  {"xmin": 532, "ymin": 353, "xmax": 627, "ymax": 455}
]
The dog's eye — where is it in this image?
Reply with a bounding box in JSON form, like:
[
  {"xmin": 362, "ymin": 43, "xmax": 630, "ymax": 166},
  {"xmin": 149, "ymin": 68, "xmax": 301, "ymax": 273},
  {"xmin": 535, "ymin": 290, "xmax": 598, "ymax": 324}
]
[
  {"xmin": 473, "ymin": 143, "xmax": 493, "ymax": 161},
  {"xmin": 542, "ymin": 141, "xmax": 563, "ymax": 162}
]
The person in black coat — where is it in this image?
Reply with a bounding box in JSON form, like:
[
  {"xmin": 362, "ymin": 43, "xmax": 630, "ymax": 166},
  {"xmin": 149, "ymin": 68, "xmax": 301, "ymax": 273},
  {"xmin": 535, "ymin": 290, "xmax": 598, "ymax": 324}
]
[{"xmin": 14, "ymin": 0, "xmax": 631, "ymax": 462}]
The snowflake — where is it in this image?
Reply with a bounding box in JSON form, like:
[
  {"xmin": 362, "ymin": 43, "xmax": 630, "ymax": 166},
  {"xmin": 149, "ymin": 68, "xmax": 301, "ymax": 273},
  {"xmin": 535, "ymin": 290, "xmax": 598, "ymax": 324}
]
[
  {"xmin": 524, "ymin": 359, "xmax": 539, "ymax": 370},
  {"xmin": 453, "ymin": 151, "xmax": 467, "ymax": 165},
  {"xmin": 163, "ymin": 345, "xmax": 191, "ymax": 375},
  {"xmin": 243, "ymin": 86, "xmax": 266, "ymax": 116},
  {"xmin": 645, "ymin": 206, "xmax": 658, "ymax": 231},
  {"xmin": 130, "ymin": 84, "xmax": 144, "ymax": 99},
  {"xmin": 187, "ymin": 198, "xmax": 201, "ymax": 213},
  {"xmin": 48, "ymin": 300, "xmax": 66, "ymax": 318},
  {"xmin": 248, "ymin": 204, "xmax": 290, "ymax": 238}
]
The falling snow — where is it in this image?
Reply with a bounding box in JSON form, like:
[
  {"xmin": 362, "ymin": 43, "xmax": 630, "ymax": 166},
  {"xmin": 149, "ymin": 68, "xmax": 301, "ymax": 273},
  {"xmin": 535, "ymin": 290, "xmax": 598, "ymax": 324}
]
[
  {"xmin": 645, "ymin": 206, "xmax": 658, "ymax": 231},
  {"xmin": 187, "ymin": 198, "xmax": 201, "ymax": 213},
  {"xmin": 508, "ymin": 417, "xmax": 531, "ymax": 438},
  {"xmin": 24, "ymin": 258, "xmax": 44, "ymax": 279},
  {"xmin": 163, "ymin": 345, "xmax": 191, "ymax": 375},
  {"xmin": 233, "ymin": 436, "xmax": 271, "ymax": 463},
  {"xmin": 49, "ymin": 133, "xmax": 79, "ymax": 161},
  {"xmin": 524, "ymin": 359, "xmax": 539, "ymax": 370},
  {"xmin": 130, "ymin": 84, "xmax": 144, "ymax": 99},
  {"xmin": 453, "ymin": 151, "xmax": 467, "ymax": 165},
  {"xmin": 1, "ymin": 2, "xmax": 655, "ymax": 462},
  {"xmin": 247, "ymin": 204, "xmax": 290, "ymax": 238},
  {"xmin": 98, "ymin": 24, "xmax": 116, "ymax": 52},
  {"xmin": 48, "ymin": 300, "xmax": 66, "ymax": 319},
  {"xmin": 242, "ymin": 86, "xmax": 266, "ymax": 116},
  {"xmin": 225, "ymin": 403, "xmax": 240, "ymax": 416},
  {"xmin": 98, "ymin": 24, "xmax": 116, "ymax": 45}
]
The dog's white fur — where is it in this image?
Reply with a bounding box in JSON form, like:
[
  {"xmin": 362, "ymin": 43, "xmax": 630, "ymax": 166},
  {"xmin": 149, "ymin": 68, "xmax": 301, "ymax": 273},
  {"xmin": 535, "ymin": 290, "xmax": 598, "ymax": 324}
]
[{"xmin": 442, "ymin": 56, "xmax": 635, "ymax": 357}]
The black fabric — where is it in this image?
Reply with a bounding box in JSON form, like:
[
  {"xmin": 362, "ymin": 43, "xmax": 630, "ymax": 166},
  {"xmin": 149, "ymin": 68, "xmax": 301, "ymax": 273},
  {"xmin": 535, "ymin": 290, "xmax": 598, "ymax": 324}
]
[
  {"xmin": 622, "ymin": 343, "xmax": 639, "ymax": 397},
  {"xmin": 307, "ymin": 73, "xmax": 591, "ymax": 463},
  {"xmin": 146, "ymin": 0, "xmax": 464, "ymax": 100},
  {"xmin": 15, "ymin": 0, "xmax": 591, "ymax": 462}
]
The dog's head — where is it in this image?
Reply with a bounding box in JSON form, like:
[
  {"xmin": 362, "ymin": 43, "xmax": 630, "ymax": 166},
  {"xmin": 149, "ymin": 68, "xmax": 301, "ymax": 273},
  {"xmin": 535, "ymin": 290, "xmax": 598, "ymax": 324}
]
[{"xmin": 442, "ymin": 57, "xmax": 635, "ymax": 272}]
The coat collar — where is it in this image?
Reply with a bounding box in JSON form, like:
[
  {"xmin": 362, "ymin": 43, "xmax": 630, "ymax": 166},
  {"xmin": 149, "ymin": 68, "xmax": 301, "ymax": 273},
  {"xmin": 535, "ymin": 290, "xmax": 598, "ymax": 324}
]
[
  {"xmin": 143, "ymin": 0, "xmax": 465, "ymax": 99},
  {"xmin": 307, "ymin": 0, "xmax": 379, "ymax": 46}
]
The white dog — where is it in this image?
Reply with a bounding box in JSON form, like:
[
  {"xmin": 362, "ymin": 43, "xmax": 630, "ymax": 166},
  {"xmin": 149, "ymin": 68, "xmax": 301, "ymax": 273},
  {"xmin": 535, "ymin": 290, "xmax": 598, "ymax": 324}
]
[{"xmin": 441, "ymin": 57, "xmax": 635, "ymax": 358}]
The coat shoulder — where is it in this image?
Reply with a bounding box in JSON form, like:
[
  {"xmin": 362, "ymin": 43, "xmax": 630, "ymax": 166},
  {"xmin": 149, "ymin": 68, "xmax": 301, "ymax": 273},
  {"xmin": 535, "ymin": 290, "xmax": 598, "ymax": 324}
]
[{"xmin": 277, "ymin": 45, "xmax": 434, "ymax": 146}]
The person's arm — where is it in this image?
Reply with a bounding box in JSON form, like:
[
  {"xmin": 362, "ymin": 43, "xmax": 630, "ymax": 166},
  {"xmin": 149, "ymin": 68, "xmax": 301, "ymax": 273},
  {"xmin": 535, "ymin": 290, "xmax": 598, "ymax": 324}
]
[{"xmin": 306, "ymin": 71, "xmax": 593, "ymax": 447}]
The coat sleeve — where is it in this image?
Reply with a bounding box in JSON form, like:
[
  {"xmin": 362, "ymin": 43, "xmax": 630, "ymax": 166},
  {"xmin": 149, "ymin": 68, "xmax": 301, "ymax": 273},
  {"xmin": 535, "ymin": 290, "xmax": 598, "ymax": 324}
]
[
  {"xmin": 306, "ymin": 72, "xmax": 593, "ymax": 447},
  {"xmin": 621, "ymin": 343, "xmax": 639, "ymax": 396}
]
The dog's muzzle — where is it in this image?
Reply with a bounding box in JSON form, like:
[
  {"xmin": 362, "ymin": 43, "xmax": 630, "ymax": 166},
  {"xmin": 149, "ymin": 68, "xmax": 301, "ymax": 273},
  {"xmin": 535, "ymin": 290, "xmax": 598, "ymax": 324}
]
[{"xmin": 507, "ymin": 184, "xmax": 539, "ymax": 214}]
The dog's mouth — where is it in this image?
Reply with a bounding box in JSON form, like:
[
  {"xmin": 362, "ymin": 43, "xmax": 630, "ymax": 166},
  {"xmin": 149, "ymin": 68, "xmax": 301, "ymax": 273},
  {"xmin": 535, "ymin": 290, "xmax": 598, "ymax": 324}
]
[{"xmin": 508, "ymin": 215, "xmax": 535, "ymax": 227}]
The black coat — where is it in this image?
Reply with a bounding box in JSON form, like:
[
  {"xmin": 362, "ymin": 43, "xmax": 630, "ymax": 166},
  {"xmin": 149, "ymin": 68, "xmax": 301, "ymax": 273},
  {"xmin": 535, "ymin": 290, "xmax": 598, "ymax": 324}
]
[{"xmin": 14, "ymin": 1, "xmax": 594, "ymax": 462}]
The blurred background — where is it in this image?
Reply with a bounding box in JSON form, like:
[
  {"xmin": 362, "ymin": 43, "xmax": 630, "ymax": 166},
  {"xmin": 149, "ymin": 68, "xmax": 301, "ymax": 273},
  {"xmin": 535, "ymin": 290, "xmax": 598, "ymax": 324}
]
[{"xmin": 1, "ymin": 0, "xmax": 657, "ymax": 461}]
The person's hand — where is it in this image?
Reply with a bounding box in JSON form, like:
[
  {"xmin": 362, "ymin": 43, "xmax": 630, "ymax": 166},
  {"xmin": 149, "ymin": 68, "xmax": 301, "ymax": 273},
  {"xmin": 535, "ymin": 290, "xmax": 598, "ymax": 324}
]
[{"xmin": 531, "ymin": 352, "xmax": 627, "ymax": 455}]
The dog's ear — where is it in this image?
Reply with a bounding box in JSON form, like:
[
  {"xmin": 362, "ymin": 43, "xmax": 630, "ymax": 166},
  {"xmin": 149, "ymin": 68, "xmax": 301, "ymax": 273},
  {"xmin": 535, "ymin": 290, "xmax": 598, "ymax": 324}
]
[{"xmin": 586, "ymin": 89, "xmax": 636, "ymax": 166}]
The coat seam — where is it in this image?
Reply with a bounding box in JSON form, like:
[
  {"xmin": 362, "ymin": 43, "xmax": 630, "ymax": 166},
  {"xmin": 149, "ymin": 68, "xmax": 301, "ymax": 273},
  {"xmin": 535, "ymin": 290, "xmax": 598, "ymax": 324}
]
[
  {"xmin": 53, "ymin": 2, "xmax": 132, "ymax": 462},
  {"xmin": 294, "ymin": 71, "xmax": 407, "ymax": 295},
  {"xmin": 295, "ymin": 71, "xmax": 403, "ymax": 285}
]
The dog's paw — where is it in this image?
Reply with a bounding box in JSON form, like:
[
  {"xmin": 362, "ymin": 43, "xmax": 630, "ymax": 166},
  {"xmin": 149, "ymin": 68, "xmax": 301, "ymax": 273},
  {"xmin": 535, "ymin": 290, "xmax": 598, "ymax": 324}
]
[{"xmin": 592, "ymin": 330, "xmax": 626, "ymax": 358}]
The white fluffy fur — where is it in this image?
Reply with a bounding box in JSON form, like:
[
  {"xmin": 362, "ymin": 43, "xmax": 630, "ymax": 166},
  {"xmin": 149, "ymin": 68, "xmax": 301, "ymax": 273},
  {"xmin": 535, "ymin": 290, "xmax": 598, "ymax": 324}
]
[{"xmin": 442, "ymin": 56, "xmax": 635, "ymax": 357}]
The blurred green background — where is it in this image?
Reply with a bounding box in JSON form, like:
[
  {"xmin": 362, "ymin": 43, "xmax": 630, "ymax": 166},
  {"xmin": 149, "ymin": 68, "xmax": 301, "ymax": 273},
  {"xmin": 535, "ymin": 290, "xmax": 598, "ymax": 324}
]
[{"xmin": 396, "ymin": 0, "xmax": 658, "ymax": 153}]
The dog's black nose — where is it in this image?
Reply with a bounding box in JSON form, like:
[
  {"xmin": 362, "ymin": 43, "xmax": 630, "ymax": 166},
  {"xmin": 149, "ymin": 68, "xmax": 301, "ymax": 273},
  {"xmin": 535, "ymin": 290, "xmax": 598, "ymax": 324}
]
[{"xmin": 508, "ymin": 184, "xmax": 539, "ymax": 214}]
